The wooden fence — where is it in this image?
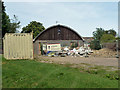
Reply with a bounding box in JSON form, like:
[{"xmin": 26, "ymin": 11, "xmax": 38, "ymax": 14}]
[{"xmin": 3, "ymin": 33, "xmax": 33, "ymax": 59}]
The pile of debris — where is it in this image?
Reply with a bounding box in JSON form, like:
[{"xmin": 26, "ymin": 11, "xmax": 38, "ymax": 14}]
[
  {"xmin": 46, "ymin": 46, "xmax": 93, "ymax": 57},
  {"xmin": 42, "ymin": 43, "xmax": 118, "ymax": 58},
  {"xmin": 91, "ymin": 48, "xmax": 117, "ymax": 58},
  {"xmin": 45, "ymin": 47, "xmax": 117, "ymax": 58}
]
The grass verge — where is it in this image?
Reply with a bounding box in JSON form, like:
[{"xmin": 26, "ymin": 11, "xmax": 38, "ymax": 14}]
[{"xmin": 2, "ymin": 56, "xmax": 118, "ymax": 88}]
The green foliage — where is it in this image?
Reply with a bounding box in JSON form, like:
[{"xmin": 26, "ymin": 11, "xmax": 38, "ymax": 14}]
[
  {"xmin": 91, "ymin": 28, "xmax": 117, "ymax": 50},
  {"xmin": 105, "ymin": 73, "xmax": 119, "ymax": 80},
  {"xmin": 100, "ymin": 34, "xmax": 116, "ymax": 44},
  {"xmin": 21, "ymin": 21, "xmax": 45, "ymax": 38},
  {"xmin": 90, "ymin": 39, "xmax": 101, "ymax": 50},
  {"xmin": 40, "ymin": 43, "xmax": 43, "ymax": 55},
  {"xmin": 105, "ymin": 29, "xmax": 116, "ymax": 37},
  {"xmin": 116, "ymin": 36, "xmax": 120, "ymax": 40},
  {"xmin": 93, "ymin": 28, "xmax": 105, "ymax": 40},
  {"xmin": 2, "ymin": 2, "xmax": 20, "ymax": 37},
  {"xmin": 70, "ymin": 42, "xmax": 78, "ymax": 49},
  {"xmin": 2, "ymin": 2, "xmax": 11, "ymax": 37},
  {"xmin": 9, "ymin": 15, "xmax": 20, "ymax": 33},
  {"xmin": 90, "ymin": 28, "xmax": 104, "ymax": 50}
]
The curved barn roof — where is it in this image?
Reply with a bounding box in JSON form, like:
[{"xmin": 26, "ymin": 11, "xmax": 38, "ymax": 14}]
[{"xmin": 33, "ymin": 24, "xmax": 84, "ymax": 42}]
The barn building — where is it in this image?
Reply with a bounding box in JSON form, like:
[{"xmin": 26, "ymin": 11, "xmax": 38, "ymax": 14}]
[{"xmin": 33, "ymin": 24, "xmax": 85, "ymax": 55}]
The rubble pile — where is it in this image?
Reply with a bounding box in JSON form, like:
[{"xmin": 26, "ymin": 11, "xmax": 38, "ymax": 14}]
[
  {"xmin": 46, "ymin": 46, "xmax": 93, "ymax": 57},
  {"xmin": 43, "ymin": 43, "xmax": 117, "ymax": 58},
  {"xmin": 91, "ymin": 48, "xmax": 117, "ymax": 58}
]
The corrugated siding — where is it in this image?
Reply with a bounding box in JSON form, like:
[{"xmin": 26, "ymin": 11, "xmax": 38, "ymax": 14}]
[{"xmin": 3, "ymin": 33, "xmax": 33, "ymax": 59}]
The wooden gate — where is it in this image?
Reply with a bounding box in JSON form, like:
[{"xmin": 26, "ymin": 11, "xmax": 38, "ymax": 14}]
[{"xmin": 3, "ymin": 33, "xmax": 33, "ymax": 59}]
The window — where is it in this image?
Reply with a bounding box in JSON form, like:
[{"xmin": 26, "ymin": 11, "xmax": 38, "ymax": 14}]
[{"xmin": 58, "ymin": 29, "xmax": 61, "ymax": 35}]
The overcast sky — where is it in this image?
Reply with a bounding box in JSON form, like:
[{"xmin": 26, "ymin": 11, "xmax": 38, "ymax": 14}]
[{"xmin": 4, "ymin": 2, "xmax": 118, "ymax": 37}]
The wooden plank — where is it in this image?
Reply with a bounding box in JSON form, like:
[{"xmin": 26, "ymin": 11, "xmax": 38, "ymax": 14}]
[{"xmin": 3, "ymin": 33, "xmax": 33, "ymax": 59}]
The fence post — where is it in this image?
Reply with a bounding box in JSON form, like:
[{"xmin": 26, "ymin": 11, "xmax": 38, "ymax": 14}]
[{"xmin": 116, "ymin": 40, "xmax": 119, "ymax": 58}]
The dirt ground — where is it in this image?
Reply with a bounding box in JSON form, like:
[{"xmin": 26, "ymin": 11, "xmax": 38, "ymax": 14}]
[
  {"xmin": 91, "ymin": 48, "xmax": 118, "ymax": 58},
  {"xmin": 36, "ymin": 56, "xmax": 119, "ymax": 67},
  {"xmin": 35, "ymin": 48, "xmax": 119, "ymax": 71}
]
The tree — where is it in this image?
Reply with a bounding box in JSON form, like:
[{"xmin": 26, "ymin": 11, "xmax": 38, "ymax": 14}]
[
  {"xmin": 104, "ymin": 29, "xmax": 116, "ymax": 37},
  {"xmin": 100, "ymin": 34, "xmax": 116, "ymax": 44},
  {"xmin": 90, "ymin": 28, "xmax": 105, "ymax": 50},
  {"xmin": 21, "ymin": 21, "xmax": 45, "ymax": 38},
  {"xmin": 2, "ymin": 2, "xmax": 11, "ymax": 37},
  {"xmin": 2, "ymin": 2, "xmax": 20, "ymax": 37},
  {"xmin": 108, "ymin": 29, "xmax": 116, "ymax": 37},
  {"xmin": 9, "ymin": 15, "xmax": 20, "ymax": 33},
  {"xmin": 90, "ymin": 39, "xmax": 101, "ymax": 50},
  {"xmin": 93, "ymin": 28, "xmax": 105, "ymax": 40},
  {"xmin": 90, "ymin": 28, "xmax": 117, "ymax": 50}
]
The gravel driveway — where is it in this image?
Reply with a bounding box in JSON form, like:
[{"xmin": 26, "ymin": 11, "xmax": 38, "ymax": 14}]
[{"xmin": 36, "ymin": 56, "xmax": 119, "ymax": 67}]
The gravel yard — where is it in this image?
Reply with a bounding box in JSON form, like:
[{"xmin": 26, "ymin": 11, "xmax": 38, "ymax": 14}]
[
  {"xmin": 35, "ymin": 48, "xmax": 119, "ymax": 69},
  {"xmin": 36, "ymin": 56, "xmax": 118, "ymax": 67}
]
